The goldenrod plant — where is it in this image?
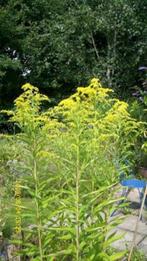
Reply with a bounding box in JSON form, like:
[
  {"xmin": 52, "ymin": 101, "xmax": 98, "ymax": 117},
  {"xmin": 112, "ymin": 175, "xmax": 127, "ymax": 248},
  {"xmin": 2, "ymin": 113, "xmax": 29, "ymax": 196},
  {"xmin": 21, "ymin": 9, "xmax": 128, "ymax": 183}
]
[{"xmin": 1, "ymin": 79, "xmax": 142, "ymax": 260}]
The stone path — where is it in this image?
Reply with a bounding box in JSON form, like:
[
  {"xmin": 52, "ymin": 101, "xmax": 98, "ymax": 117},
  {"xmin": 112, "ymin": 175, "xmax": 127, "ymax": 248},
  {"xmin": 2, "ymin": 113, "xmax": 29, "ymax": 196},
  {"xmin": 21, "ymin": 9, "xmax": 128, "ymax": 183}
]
[{"xmin": 112, "ymin": 188, "xmax": 147, "ymax": 257}]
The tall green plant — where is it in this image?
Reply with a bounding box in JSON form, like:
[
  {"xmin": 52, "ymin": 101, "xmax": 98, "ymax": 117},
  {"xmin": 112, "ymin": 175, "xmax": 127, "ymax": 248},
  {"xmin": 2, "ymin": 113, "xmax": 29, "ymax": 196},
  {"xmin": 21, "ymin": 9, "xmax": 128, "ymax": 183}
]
[{"xmin": 2, "ymin": 79, "xmax": 142, "ymax": 260}]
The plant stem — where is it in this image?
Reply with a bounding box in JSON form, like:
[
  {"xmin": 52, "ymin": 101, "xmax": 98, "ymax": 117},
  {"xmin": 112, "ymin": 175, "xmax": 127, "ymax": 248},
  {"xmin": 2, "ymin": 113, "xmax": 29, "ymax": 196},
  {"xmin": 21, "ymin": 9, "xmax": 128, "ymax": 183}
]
[
  {"xmin": 76, "ymin": 135, "xmax": 80, "ymax": 261},
  {"xmin": 33, "ymin": 157, "xmax": 43, "ymax": 261}
]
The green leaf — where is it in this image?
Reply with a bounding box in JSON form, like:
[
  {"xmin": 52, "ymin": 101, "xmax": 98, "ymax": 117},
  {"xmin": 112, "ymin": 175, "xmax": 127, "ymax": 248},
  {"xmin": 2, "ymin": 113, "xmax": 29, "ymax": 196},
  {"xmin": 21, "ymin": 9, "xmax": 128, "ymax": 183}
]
[{"xmin": 109, "ymin": 251, "xmax": 126, "ymax": 261}]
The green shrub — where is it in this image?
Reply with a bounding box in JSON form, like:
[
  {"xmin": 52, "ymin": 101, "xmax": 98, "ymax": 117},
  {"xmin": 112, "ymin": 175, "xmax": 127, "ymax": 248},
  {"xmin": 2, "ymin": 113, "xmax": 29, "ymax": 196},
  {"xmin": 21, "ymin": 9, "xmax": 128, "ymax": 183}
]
[{"xmin": 2, "ymin": 79, "xmax": 142, "ymax": 260}]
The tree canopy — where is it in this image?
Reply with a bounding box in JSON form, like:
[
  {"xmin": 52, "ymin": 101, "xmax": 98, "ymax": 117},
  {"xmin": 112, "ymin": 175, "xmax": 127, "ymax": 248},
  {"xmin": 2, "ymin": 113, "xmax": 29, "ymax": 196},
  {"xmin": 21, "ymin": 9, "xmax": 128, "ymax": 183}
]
[{"xmin": 0, "ymin": 0, "xmax": 147, "ymax": 104}]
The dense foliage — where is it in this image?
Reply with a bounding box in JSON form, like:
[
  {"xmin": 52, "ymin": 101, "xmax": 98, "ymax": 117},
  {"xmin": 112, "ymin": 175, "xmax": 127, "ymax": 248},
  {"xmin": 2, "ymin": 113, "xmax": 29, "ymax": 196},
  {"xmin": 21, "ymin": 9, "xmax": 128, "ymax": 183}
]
[
  {"xmin": 0, "ymin": 79, "xmax": 143, "ymax": 260},
  {"xmin": 0, "ymin": 0, "xmax": 147, "ymax": 104}
]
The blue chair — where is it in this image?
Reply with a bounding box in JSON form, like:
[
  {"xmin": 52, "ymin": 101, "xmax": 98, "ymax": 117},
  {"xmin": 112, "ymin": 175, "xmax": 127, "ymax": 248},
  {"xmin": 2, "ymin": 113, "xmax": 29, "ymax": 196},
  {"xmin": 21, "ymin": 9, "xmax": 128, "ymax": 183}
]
[
  {"xmin": 121, "ymin": 179, "xmax": 146, "ymax": 188},
  {"xmin": 111, "ymin": 178, "xmax": 147, "ymax": 217}
]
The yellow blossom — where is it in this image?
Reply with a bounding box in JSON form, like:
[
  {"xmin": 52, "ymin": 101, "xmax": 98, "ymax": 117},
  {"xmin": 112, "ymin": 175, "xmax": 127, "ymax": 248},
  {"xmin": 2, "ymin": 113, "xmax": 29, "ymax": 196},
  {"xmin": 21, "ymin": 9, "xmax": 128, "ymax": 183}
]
[
  {"xmin": 22, "ymin": 83, "xmax": 38, "ymax": 92},
  {"xmin": 59, "ymin": 98, "xmax": 77, "ymax": 109}
]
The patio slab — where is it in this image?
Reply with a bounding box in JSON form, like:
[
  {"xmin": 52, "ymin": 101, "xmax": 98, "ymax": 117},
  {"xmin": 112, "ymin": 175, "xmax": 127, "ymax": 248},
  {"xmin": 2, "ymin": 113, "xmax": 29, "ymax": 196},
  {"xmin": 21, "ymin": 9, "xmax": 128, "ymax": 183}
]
[
  {"xmin": 112, "ymin": 189, "xmax": 147, "ymax": 257},
  {"xmin": 118, "ymin": 215, "xmax": 147, "ymax": 236},
  {"xmin": 111, "ymin": 228, "xmax": 144, "ymax": 251},
  {"xmin": 138, "ymin": 236, "xmax": 147, "ymax": 256}
]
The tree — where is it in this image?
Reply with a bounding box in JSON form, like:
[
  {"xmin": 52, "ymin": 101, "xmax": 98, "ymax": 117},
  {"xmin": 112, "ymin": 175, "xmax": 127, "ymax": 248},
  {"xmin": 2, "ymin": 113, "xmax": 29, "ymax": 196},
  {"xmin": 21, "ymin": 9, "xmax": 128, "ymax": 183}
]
[{"xmin": 0, "ymin": 0, "xmax": 146, "ymax": 105}]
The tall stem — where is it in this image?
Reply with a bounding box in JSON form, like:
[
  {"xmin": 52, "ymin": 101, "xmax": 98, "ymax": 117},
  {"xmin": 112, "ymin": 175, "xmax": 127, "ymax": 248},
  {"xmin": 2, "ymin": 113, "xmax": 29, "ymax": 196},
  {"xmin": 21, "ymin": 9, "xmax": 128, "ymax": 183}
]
[
  {"xmin": 76, "ymin": 134, "xmax": 80, "ymax": 261},
  {"xmin": 33, "ymin": 156, "xmax": 43, "ymax": 261}
]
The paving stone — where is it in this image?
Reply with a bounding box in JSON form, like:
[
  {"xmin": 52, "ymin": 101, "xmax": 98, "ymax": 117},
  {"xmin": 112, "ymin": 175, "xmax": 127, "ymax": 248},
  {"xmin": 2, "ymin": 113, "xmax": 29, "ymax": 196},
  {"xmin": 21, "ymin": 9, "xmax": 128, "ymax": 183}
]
[
  {"xmin": 112, "ymin": 189, "xmax": 147, "ymax": 256},
  {"xmin": 111, "ymin": 228, "xmax": 144, "ymax": 251},
  {"xmin": 118, "ymin": 215, "xmax": 147, "ymax": 236},
  {"xmin": 138, "ymin": 236, "xmax": 147, "ymax": 256}
]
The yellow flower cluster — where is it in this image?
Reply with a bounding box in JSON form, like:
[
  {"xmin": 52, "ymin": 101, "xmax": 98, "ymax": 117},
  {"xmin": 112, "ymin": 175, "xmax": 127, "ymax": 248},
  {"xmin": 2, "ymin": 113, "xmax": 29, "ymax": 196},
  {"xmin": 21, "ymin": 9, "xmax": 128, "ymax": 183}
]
[
  {"xmin": 1, "ymin": 79, "xmax": 140, "ymax": 151},
  {"xmin": 112, "ymin": 100, "xmax": 129, "ymax": 114},
  {"xmin": 104, "ymin": 100, "xmax": 129, "ymax": 123},
  {"xmin": 22, "ymin": 83, "xmax": 38, "ymax": 92},
  {"xmin": 59, "ymin": 97, "xmax": 77, "ymax": 109},
  {"xmin": 48, "ymin": 79, "xmax": 136, "ymax": 140},
  {"xmin": 10, "ymin": 83, "xmax": 49, "ymax": 127},
  {"xmin": 58, "ymin": 79, "xmax": 113, "ymax": 114}
]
